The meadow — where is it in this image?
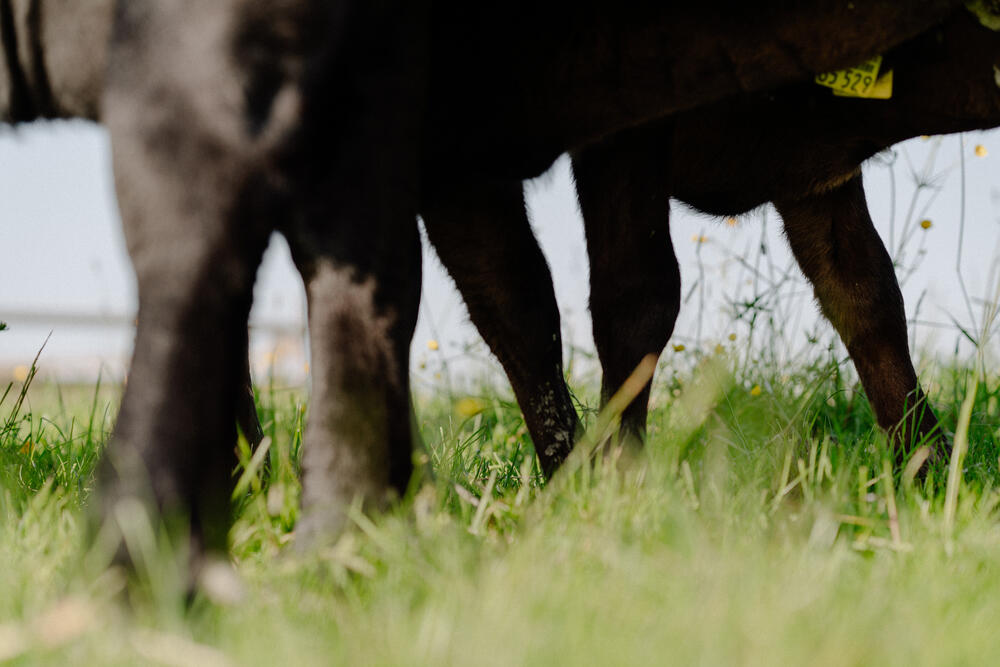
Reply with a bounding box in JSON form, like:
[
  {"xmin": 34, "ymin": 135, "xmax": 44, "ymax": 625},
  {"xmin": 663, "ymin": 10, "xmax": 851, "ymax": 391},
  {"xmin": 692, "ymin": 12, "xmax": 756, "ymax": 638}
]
[{"xmin": 2, "ymin": 336, "xmax": 1000, "ymax": 666}]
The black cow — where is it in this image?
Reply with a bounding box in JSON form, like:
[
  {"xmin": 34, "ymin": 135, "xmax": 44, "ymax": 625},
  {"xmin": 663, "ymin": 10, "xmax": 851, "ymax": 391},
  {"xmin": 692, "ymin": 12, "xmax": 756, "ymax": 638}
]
[
  {"xmin": 581, "ymin": 7, "xmax": 1000, "ymax": 462},
  {"xmin": 1, "ymin": 1, "xmax": 968, "ymax": 575},
  {"xmin": 424, "ymin": 6, "xmax": 1000, "ymax": 473}
]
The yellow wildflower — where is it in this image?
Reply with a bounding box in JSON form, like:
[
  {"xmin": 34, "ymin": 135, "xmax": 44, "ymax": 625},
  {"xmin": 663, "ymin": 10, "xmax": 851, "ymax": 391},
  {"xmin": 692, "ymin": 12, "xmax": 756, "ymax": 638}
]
[
  {"xmin": 455, "ymin": 397, "xmax": 486, "ymax": 418},
  {"xmin": 750, "ymin": 384, "xmax": 763, "ymax": 397},
  {"xmin": 920, "ymin": 219, "xmax": 932, "ymax": 230},
  {"xmin": 975, "ymin": 144, "xmax": 988, "ymax": 158},
  {"xmin": 426, "ymin": 339, "xmax": 440, "ymax": 351},
  {"xmin": 672, "ymin": 344, "xmax": 686, "ymax": 352}
]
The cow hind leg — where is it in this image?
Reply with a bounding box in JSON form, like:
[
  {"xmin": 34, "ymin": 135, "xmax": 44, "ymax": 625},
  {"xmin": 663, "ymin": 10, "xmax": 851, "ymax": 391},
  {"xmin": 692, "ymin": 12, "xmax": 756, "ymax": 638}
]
[
  {"xmin": 422, "ymin": 179, "xmax": 578, "ymax": 478},
  {"xmin": 775, "ymin": 176, "xmax": 944, "ymax": 464},
  {"xmin": 572, "ymin": 125, "xmax": 680, "ymax": 445},
  {"xmin": 283, "ymin": 1, "xmax": 427, "ymax": 541},
  {"xmin": 288, "ymin": 217, "xmax": 422, "ymax": 541}
]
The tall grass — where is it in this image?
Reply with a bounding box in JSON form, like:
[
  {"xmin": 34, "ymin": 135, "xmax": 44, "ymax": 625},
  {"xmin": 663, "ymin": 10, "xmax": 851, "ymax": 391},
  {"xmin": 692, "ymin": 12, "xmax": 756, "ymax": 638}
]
[{"xmin": 1, "ymin": 344, "xmax": 999, "ymax": 664}]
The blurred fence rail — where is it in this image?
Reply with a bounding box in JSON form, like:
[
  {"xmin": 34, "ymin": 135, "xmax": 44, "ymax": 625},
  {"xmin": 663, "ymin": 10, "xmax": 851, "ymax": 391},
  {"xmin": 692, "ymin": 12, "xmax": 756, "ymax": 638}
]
[
  {"xmin": 2, "ymin": 309, "xmax": 131, "ymax": 329},
  {"xmin": 1, "ymin": 309, "xmax": 305, "ymax": 336},
  {"xmin": 1, "ymin": 309, "xmax": 309, "ymax": 383}
]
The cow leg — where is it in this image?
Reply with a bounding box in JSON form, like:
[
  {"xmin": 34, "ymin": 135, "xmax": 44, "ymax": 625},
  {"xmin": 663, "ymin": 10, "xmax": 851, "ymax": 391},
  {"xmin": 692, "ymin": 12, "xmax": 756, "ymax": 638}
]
[
  {"xmin": 282, "ymin": 4, "xmax": 427, "ymax": 541},
  {"xmin": 96, "ymin": 0, "xmax": 327, "ymax": 568},
  {"xmin": 774, "ymin": 176, "xmax": 943, "ymax": 461},
  {"xmin": 287, "ymin": 212, "xmax": 422, "ymax": 539},
  {"xmin": 100, "ymin": 109, "xmax": 270, "ymax": 565},
  {"xmin": 572, "ymin": 126, "xmax": 680, "ymax": 444},
  {"xmin": 422, "ymin": 180, "xmax": 578, "ymax": 477}
]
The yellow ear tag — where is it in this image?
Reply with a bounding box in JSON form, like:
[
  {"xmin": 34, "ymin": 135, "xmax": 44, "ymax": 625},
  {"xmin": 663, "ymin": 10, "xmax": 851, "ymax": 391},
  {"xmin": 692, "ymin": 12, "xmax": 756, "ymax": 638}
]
[
  {"xmin": 816, "ymin": 55, "xmax": 891, "ymax": 98},
  {"xmin": 833, "ymin": 69, "xmax": 893, "ymax": 99}
]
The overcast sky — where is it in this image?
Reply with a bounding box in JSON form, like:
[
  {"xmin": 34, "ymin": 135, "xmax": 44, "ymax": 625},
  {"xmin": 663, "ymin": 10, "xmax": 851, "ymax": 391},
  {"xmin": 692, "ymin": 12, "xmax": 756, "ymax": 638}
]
[{"xmin": 2, "ymin": 121, "xmax": 1000, "ymax": 386}]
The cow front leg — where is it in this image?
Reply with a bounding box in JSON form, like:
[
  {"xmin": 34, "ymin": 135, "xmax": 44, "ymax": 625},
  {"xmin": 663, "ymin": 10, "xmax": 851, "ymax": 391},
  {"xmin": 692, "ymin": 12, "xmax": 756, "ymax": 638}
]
[
  {"xmin": 422, "ymin": 179, "xmax": 578, "ymax": 477},
  {"xmin": 96, "ymin": 0, "xmax": 301, "ymax": 571},
  {"xmin": 775, "ymin": 176, "xmax": 944, "ymax": 462},
  {"xmin": 99, "ymin": 128, "xmax": 271, "ymax": 565},
  {"xmin": 572, "ymin": 125, "xmax": 680, "ymax": 445},
  {"xmin": 103, "ymin": 241, "xmax": 266, "ymax": 560}
]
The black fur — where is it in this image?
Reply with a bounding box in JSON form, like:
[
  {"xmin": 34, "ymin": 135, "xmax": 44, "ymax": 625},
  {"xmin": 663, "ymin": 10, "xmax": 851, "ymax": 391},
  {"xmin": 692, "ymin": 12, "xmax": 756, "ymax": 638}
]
[{"xmin": 451, "ymin": 10, "xmax": 1000, "ymax": 471}]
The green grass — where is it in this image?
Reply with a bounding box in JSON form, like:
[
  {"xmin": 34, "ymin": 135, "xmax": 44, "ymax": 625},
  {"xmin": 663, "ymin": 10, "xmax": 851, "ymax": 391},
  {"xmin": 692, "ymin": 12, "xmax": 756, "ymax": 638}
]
[{"xmin": 2, "ymin": 349, "xmax": 1000, "ymax": 666}]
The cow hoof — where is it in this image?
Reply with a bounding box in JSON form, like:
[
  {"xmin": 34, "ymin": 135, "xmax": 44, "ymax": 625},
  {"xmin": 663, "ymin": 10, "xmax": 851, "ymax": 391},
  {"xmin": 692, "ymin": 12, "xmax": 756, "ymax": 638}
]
[{"xmin": 293, "ymin": 505, "xmax": 350, "ymax": 552}]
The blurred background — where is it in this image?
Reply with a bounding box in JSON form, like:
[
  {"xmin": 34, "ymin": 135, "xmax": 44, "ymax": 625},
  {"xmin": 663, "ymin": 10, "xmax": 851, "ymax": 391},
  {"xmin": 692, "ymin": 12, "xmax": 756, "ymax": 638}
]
[{"xmin": 2, "ymin": 120, "xmax": 1000, "ymax": 393}]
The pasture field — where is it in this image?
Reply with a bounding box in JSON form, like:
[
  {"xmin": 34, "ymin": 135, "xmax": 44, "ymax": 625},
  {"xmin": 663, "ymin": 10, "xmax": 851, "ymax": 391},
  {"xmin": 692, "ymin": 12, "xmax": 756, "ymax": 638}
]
[{"xmin": 2, "ymin": 348, "xmax": 1000, "ymax": 666}]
